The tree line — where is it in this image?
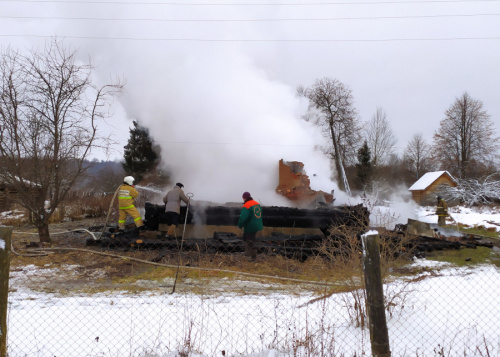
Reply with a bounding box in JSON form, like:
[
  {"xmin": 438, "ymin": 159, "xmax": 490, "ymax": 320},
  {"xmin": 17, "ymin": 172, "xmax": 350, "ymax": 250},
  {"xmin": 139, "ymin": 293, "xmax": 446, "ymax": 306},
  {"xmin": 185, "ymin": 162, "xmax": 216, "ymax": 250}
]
[{"xmin": 298, "ymin": 78, "xmax": 500, "ymax": 195}]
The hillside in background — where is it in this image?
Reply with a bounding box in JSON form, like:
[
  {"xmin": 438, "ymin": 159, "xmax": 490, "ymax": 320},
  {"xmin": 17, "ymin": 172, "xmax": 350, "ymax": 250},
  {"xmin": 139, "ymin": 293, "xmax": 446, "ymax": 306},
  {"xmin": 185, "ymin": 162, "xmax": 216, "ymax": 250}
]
[
  {"xmin": 74, "ymin": 160, "xmax": 170, "ymax": 194},
  {"xmin": 74, "ymin": 160, "xmax": 126, "ymax": 194}
]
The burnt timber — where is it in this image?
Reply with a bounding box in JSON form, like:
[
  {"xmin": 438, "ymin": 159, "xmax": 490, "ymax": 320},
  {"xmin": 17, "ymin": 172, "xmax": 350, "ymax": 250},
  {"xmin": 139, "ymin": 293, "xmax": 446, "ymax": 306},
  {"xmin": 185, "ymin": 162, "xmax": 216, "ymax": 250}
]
[
  {"xmin": 86, "ymin": 203, "xmax": 495, "ymax": 260},
  {"xmin": 87, "ymin": 203, "xmax": 368, "ymax": 259},
  {"xmin": 143, "ymin": 202, "xmax": 368, "ymax": 235}
]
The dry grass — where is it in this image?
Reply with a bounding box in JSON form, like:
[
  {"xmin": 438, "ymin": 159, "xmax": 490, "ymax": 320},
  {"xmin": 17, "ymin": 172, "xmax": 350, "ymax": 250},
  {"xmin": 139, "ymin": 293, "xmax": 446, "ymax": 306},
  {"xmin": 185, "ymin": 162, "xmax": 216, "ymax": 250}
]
[
  {"xmin": 7, "ymin": 202, "xmax": 421, "ymax": 300},
  {"xmin": 0, "ymin": 193, "xmax": 117, "ymax": 227},
  {"xmin": 6, "ymin": 204, "xmax": 498, "ymax": 356}
]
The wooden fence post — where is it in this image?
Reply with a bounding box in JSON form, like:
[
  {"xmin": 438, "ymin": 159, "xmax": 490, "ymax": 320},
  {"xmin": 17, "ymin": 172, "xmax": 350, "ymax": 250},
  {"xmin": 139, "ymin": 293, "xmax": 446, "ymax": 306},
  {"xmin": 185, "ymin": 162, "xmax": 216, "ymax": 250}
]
[
  {"xmin": 0, "ymin": 226, "xmax": 13, "ymax": 357},
  {"xmin": 361, "ymin": 232, "xmax": 391, "ymax": 357}
]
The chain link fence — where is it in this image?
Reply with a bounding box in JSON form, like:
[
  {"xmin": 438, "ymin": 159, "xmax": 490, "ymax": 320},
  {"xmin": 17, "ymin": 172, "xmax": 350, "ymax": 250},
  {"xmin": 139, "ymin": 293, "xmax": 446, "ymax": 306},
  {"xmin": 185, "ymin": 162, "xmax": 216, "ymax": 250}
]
[{"xmin": 3, "ymin": 202, "xmax": 500, "ymax": 357}]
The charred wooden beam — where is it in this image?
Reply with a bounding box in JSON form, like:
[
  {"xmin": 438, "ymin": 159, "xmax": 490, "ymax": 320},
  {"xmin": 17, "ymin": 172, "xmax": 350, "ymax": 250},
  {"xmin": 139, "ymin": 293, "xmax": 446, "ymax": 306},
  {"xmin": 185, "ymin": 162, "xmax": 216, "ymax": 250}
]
[{"xmin": 144, "ymin": 202, "xmax": 369, "ymax": 234}]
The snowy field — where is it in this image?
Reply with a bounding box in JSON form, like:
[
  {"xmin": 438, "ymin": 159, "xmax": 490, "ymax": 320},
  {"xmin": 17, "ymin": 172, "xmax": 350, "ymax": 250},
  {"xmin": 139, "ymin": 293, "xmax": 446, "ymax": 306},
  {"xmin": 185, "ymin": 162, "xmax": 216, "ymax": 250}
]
[
  {"xmin": 5, "ymin": 205, "xmax": 500, "ymax": 357},
  {"xmin": 7, "ymin": 263, "xmax": 500, "ymax": 357},
  {"xmin": 416, "ymin": 205, "xmax": 500, "ymax": 231},
  {"xmin": 370, "ymin": 202, "xmax": 500, "ymax": 234}
]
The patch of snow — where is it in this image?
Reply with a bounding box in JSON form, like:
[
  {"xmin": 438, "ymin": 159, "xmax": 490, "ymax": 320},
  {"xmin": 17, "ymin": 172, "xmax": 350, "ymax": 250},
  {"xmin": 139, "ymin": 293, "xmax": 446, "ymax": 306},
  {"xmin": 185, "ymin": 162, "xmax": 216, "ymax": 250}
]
[
  {"xmin": 409, "ymin": 258, "xmax": 451, "ymax": 268},
  {"xmin": 0, "ymin": 210, "xmax": 25, "ymax": 220},
  {"xmin": 416, "ymin": 205, "xmax": 500, "ymax": 232}
]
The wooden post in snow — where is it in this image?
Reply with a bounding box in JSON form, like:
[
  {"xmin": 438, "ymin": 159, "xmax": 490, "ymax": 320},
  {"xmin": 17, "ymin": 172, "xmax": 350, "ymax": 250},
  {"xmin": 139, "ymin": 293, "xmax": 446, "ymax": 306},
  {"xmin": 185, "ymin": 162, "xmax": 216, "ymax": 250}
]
[
  {"xmin": 0, "ymin": 226, "xmax": 13, "ymax": 357},
  {"xmin": 361, "ymin": 232, "xmax": 391, "ymax": 357}
]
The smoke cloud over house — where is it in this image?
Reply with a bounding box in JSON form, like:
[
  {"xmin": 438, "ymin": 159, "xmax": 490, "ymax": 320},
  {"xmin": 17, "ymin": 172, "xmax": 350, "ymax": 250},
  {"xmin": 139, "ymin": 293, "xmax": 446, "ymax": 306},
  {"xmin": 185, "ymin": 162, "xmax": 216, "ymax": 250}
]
[
  {"xmin": 2, "ymin": 0, "xmax": 500, "ymax": 209},
  {"xmin": 113, "ymin": 46, "xmax": 340, "ymax": 205}
]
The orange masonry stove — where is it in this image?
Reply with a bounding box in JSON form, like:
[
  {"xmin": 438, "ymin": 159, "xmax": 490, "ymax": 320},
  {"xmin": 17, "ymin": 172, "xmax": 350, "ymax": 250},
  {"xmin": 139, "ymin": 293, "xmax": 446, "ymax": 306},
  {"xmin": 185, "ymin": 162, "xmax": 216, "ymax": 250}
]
[{"xmin": 275, "ymin": 159, "xmax": 334, "ymax": 205}]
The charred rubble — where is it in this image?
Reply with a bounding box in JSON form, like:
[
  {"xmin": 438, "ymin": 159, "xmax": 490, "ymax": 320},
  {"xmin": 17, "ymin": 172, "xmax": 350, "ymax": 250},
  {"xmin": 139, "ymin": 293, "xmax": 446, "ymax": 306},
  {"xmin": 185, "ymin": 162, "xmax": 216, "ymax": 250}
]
[
  {"xmin": 85, "ymin": 203, "xmax": 495, "ymax": 261},
  {"xmin": 143, "ymin": 202, "xmax": 368, "ymax": 235},
  {"xmin": 392, "ymin": 221, "xmax": 495, "ymax": 259},
  {"xmin": 86, "ymin": 202, "xmax": 369, "ymax": 260}
]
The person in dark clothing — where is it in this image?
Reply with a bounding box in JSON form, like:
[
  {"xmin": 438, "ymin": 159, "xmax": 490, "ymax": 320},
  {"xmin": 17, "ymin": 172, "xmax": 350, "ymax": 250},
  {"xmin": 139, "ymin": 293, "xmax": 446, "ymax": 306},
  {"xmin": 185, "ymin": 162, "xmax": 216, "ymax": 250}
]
[
  {"xmin": 237, "ymin": 192, "xmax": 263, "ymax": 261},
  {"xmin": 162, "ymin": 183, "xmax": 189, "ymax": 237}
]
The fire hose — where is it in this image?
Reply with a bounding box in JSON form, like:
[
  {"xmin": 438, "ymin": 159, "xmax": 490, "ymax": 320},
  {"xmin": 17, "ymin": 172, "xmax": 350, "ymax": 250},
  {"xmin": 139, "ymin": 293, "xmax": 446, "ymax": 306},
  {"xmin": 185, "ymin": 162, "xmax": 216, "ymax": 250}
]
[
  {"xmin": 7, "ymin": 191, "xmax": 350, "ymax": 290},
  {"xmin": 99, "ymin": 184, "xmax": 123, "ymax": 239},
  {"xmin": 9, "ymin": 212, "xmax": 343, "ymax": 288},
  {"xmin": 171, "ymin": 192, "xmax": 194, "ymax": 294},
  {"xmin": 10, "ymin": 244, "xmax": 340, "ymax": 287},
  {"xmin": 11, "ymin": 229, "xmax": 100, "ymax": 257}
]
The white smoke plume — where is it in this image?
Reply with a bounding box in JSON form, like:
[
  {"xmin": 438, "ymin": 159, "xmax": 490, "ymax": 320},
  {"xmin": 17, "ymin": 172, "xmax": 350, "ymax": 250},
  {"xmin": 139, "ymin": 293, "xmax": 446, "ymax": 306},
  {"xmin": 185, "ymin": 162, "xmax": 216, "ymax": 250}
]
[{"xmin": 115, "ymin": 47, "xmax": 341, "ymax": 205}]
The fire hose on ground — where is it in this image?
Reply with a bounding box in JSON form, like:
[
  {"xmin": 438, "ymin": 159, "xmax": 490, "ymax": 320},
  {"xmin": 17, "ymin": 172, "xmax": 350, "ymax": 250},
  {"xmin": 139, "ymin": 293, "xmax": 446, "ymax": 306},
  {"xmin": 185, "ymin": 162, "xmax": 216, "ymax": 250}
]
[
  {"xmin": 7, "ymin": 190, "xmax": 344, "ymax": 288},
  {"xmin": 9, "ymin": 229, "xmax": 339, "ymax": 288}
]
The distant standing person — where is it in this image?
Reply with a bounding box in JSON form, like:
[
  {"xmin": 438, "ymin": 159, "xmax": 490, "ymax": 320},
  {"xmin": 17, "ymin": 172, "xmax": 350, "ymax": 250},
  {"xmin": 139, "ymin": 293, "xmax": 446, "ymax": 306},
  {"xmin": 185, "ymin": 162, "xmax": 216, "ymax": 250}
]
[
  {"xmin": 237, "ymin": 192, "xmax": 263, "ymax": 261},
  {"xmin": 436, "ymin": 196, "xmax": 448, "ymax": 227},
  {"xmin": 163, "ymin": 183, "xmax": 189, "ymax": 237},
  {"xmin": 118, "ymin": 176, "xmax": 145, "ymax": 231}
]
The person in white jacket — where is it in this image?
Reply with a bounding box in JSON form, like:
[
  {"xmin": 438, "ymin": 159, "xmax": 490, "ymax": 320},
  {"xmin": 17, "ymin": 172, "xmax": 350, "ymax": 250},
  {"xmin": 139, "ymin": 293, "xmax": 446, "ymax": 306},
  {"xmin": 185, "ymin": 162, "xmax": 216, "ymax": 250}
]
[{"xmin": 162, "ymin": 183, "xmax": 189, "ymax": 237}]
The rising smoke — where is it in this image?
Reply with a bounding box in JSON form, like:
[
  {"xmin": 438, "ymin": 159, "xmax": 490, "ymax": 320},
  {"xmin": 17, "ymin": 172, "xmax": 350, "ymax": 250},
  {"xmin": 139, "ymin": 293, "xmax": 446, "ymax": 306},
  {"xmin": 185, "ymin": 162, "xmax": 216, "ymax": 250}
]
[
  {"xmin": 105, "ymin": 45, "xmax": 342, "ymax": 205},
  {"xmin": 48, "ymin": 3, "xmax": 362, "ymax": 207},
  {"xmin": 35, "ymin": 2, "xmax": 342, "ymax": 206}
]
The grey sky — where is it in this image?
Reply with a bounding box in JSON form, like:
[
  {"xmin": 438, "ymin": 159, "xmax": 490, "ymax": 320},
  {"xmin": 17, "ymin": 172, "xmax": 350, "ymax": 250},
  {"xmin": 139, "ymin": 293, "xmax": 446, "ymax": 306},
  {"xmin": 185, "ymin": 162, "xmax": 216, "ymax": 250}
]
[{"xmin": 1, "ymin": 0, "xmax": 499, "ymax": 203}]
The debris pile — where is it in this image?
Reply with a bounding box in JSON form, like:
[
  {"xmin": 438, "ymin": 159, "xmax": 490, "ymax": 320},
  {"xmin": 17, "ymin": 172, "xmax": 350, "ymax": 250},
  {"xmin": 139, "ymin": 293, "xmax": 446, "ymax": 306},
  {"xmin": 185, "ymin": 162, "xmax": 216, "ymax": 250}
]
[
  {"xmin": 86, "ymin": 202, "xmax": 369, "ymax": 261},
  {"xmin": 275, "ymin": 159, "xmax": 334, "ymax": 206}
]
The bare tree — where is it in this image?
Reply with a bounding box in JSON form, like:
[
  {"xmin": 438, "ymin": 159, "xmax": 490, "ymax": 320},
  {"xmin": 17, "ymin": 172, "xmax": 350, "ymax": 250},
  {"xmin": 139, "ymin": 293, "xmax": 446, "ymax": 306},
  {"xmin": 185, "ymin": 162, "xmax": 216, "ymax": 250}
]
[
  {"xmin": 297, "ymin": 77, "xmax": 361, "ymax": 193},
  {"xmin": 437, "ymin": 174, "xmax": 500, "ymax": 206},
  {"xmin": 0, "ymin": 39, "xmax": 124, "ymax": 243},
  {"xmin": 403, "ymin": 133, "xmax": 432, "ymax": 179},
  {"xmin": 433, "ymin": 92, "xmax": 499, "ymax": 179},
  {"xmin": 364, "ymin": 107, "xmax": 397, "ymax": 166}
]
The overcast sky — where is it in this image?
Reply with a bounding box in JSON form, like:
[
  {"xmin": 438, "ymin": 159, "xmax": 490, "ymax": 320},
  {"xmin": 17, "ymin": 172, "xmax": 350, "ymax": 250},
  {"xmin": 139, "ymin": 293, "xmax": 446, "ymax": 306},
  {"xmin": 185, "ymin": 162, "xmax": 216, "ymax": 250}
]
[{"xmin": 1, "ymin": 0, "xmax": 499, "ymax": 204}]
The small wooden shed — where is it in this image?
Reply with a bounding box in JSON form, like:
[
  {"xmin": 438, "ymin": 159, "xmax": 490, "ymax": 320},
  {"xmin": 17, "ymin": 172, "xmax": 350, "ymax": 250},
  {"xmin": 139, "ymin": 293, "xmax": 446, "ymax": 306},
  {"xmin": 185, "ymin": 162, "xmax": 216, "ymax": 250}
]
[
  {"xmin": 0, "ymin": 182, "xmax": 18, "ymax": 212},
  {"xmin": 408, "ymin": 171, "xmax": 458, "ymax": 205},
  {"xmin": 0, "ymin": 179, "xmax": 39, "ymax": 213}
]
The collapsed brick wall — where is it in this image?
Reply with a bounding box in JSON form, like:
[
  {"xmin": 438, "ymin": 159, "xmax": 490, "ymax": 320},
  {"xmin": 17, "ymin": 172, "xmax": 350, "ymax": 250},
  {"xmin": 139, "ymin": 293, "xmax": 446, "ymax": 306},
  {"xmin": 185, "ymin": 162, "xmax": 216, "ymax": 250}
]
[{"xmin": 275, "ymin": 159, "xmax": 333, "ymax": 205}]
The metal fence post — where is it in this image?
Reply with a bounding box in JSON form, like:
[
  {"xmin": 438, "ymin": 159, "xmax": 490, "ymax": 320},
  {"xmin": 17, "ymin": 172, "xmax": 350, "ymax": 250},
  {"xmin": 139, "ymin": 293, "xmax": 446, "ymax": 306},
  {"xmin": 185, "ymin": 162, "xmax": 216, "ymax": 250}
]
[
  {"xmin": 362, "ymin": 232, "xmax": 391, "ymax": 357},
  {"xmin": 0, "ymin": 226, "xmax": 13, "ymax": 357}
]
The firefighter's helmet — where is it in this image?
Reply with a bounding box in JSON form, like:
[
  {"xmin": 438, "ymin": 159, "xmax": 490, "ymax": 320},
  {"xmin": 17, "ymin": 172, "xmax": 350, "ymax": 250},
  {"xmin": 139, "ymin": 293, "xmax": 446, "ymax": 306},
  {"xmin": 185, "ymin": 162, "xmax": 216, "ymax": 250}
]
[{"xmin": 124, "ymin": 176, "xmax": 135, "ymax": 185}]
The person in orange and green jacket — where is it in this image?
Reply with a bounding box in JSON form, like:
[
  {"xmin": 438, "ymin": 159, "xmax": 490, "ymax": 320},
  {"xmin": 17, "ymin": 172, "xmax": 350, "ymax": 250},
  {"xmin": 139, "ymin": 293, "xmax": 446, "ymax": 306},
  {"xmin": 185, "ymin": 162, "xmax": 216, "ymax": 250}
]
[
  {"xmin": 117, "ymin": 176, "xmax": 145, "ymax": 231},
  {"xmin": 237, "ymin": 192, "xmax": 263, "ymax": 261}
]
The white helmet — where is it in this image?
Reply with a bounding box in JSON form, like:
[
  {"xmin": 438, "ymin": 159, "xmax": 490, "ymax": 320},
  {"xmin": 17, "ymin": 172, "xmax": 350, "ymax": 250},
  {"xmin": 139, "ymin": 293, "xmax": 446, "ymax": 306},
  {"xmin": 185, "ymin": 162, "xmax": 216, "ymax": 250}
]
[{"xmin": 124, "ymin": 176, "xmax": 135, "ymax": 185}]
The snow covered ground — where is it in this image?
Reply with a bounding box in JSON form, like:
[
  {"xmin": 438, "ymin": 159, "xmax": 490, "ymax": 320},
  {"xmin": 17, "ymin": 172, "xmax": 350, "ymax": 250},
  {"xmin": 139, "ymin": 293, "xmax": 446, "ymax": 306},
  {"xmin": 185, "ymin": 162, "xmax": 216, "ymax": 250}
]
[
  {"xmin": 7, "ymin": 262, "xmax": 499, "ymax": 357},
  {"xmin": 370, "ymin": 202, "xmax": 500, "ymax": 233},
  {"xmin": 417, "ymin": 205, "xmax": 500, "ymax": 231},
  {"xmin": 5, "ymin": 204, "xmax": 500, "ymax": 357}
]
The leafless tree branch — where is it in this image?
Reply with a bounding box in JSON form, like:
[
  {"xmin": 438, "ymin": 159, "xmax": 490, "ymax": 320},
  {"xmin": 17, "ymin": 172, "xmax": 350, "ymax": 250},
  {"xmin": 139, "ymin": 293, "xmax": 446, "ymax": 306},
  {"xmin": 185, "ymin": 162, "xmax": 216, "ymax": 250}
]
[
  {"xmin": 298, "ymin": 77, "xmax": 361, "ymax": 192},
  {"xmin": 0, "ymin": 39, "xmax": 124, "ymax": 242},
  {"xmin": 432, "ymin": 92, "xmax": 500, "ymax": 179}
]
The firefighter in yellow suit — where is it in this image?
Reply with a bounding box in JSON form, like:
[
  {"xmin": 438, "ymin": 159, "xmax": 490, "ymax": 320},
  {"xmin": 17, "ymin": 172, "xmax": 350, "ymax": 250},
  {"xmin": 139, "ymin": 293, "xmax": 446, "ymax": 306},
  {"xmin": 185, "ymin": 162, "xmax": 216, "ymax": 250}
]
[
  {"xmin": 118, "ymin": 176, "xmax": 145, "ymax": 231},
  {"xmin": 436, "ymin": 196, "xmax": 448, "ymax": 227}
]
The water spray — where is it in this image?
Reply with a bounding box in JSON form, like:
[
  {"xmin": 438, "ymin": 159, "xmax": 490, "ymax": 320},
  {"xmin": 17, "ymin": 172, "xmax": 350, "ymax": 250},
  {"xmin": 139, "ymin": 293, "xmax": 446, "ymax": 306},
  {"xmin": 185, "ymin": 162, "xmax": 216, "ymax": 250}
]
[{"xmin": 135, "ymin": 184, "xmax": 164, "ymax": 194}]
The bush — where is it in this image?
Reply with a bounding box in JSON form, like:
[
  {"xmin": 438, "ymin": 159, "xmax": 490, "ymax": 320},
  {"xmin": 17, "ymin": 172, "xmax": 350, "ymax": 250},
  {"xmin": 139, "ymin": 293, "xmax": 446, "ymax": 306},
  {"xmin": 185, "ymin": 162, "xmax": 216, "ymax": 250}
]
[{"xmin": 62, "ymin": 193, "xmax": 116, "ymax": 220}]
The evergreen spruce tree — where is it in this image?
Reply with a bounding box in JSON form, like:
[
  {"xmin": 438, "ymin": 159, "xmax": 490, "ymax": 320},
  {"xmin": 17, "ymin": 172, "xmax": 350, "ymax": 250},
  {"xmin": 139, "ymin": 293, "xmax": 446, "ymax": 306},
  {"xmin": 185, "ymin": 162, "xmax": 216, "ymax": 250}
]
[
  {"xmin": 122, "ymin": 120, "xmax": 159, "ymax": 182},
  {"xmin": 356, "ymin": 141, "xmax": 373, "ymax": 191}
]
